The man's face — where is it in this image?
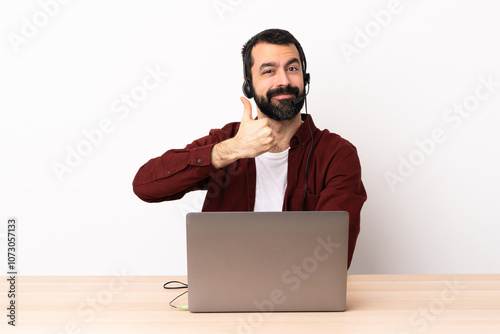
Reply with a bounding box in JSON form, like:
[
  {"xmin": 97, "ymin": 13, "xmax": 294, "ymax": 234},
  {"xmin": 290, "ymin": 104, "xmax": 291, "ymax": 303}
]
[{"xmin": 249, "ymin": 43, "xmax": 305, "ymax": 121}]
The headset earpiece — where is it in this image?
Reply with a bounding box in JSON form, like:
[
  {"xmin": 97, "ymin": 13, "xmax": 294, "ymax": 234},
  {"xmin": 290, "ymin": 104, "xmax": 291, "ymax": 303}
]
[
  {"xmin": 242, "ymin": 57, "xmax": 254, "ymax": 98},
  {"xmin": 242, "ymin": 79, "xmax": 254, "ymax": 99},
  {"xmin": 304, "ymin": 72, "xmax": 310, "ymax": 86},
  {"xmin": 302, "ymin": 56, "xmax": 310, "ymax": 87}
]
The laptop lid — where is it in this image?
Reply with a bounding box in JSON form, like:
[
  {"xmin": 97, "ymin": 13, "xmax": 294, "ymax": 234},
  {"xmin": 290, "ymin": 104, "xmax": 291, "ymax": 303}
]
[{"xmin": 186, "ymin": 211, "xmax": 349, "ymax": 313}]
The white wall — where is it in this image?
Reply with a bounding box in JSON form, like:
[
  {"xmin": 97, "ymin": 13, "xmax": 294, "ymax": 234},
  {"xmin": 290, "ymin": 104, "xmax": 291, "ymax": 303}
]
[{"xmin": 1, "ymin": 0, "xmax": 499, "ymax": 276}]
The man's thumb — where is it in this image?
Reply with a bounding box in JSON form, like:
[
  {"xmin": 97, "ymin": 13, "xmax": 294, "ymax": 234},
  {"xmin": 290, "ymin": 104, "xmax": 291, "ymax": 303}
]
[{"xmin": 240, "ymin": 96, "xmax": 253, "ymax": 121}]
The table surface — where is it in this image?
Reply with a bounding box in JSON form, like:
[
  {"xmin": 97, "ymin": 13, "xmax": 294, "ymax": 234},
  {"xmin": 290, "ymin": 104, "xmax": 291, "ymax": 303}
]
[{"xmin": 1, "ymin": 274, "xmax": 499, "ymax": 334}]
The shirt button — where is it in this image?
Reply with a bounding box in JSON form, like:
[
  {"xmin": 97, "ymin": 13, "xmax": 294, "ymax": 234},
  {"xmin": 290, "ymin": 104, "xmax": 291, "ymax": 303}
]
[
  {"xmin": 167, "ymin": 171, "xmax": 172, "ymax": 175},
  {"xmin": 301, "ymin": 142, "xmax": 305, "ymax": 147},
  {"xmin": 197, "ymin": 158, "xmax": 203, "ymax": 164}
]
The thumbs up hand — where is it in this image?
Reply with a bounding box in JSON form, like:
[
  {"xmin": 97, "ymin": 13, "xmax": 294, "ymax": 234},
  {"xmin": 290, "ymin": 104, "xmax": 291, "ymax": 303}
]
[
  {"xmin": 210, "ymin": 97, "xmax": 276, "ymax": 169},
  {"xmin": 234, "ymin": 97, "xmax": 276, "ymax": 158}
]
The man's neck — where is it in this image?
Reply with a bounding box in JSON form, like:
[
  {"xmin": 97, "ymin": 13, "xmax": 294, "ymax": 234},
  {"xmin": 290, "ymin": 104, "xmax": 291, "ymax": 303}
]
[{"xmin": 257, "ymin": 111, "xmax": 302, "ymax": 153}]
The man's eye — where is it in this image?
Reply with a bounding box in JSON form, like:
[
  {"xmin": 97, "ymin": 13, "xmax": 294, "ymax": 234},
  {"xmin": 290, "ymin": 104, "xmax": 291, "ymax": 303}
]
[
  {"xmin": 263, "ymin": 69, "xmax": 273, "ymax": 75},
  {"xmin": 288, "ymin": 66, "xmax": 299, "ymax": 71}
]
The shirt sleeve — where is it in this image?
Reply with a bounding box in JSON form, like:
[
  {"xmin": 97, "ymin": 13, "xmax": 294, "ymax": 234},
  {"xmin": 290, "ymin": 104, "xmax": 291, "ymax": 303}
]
[
  {"xmin": 315, "ymin": 144, "xmax": 367, "ymax": 268},
  {"xmin": 132, "ymin": 123, "xmax": 238, "ymax": 203}
]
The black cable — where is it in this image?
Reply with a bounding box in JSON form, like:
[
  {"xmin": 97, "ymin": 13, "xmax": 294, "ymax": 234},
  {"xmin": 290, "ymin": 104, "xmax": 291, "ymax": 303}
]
[
  {"xmin": 302, "ymin": 95, "xmax": 314, "ymax": 210},
  {"xmin": 163, "ymin": 281, "xmax": 188, "ymax": 309}
]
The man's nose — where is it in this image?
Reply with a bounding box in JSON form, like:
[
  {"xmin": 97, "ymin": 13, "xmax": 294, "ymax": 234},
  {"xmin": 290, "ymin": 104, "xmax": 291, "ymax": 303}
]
[{"xmin": 274, "ymin": 69, "xmax": 291, "ymax": 87}]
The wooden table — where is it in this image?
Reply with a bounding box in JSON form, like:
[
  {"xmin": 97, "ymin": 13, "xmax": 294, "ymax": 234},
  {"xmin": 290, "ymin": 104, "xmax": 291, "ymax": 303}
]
[{"xmin": 1, "ymin": 274, "xmax": 499, "ymax": 333}]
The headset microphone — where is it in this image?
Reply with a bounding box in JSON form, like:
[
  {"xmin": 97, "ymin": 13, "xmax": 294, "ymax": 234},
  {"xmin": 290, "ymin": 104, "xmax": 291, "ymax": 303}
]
[
  {"xmin": 292, "ymin": 96, "xmax": 304, "ymax": 105},
  {"xmin": 293, "ymin": 78, "xmax": 310, "ymax": 105},
  {"xmin": 292, "ymin": 94, "xmax": 306, "ymax": 105}
]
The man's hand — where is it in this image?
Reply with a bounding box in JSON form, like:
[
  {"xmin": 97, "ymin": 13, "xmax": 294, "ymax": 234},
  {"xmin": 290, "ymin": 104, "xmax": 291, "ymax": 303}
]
[
  {"xmin": 234, "ymin": 97, "xmax": 277, "ymax": 158},
  {"xmin": 211, "ymin": 97, "xmax": 276, "ymax": 169}
]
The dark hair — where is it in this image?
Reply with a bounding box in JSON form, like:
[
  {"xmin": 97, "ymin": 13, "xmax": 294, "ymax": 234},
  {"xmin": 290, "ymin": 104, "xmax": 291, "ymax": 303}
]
[{"xmin": 241, "ymin": 29, "xmax": 307, "ymax": 81}]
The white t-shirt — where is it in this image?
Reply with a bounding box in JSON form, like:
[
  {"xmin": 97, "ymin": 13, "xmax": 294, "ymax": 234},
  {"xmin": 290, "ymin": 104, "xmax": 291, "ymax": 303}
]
[{"xmin": 253, "ymin": 149, "xmax": 289, "ymax": 212}]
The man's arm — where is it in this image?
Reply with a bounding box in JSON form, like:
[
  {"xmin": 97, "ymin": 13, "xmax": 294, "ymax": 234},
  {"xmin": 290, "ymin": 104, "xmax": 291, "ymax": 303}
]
[
  {"xmin": 132, "ymin": 135, "xmax": 223, "ymax": 203},
  {"xmin": 133, "ymin": 97, "xmax": 276, "ymax": 202}
]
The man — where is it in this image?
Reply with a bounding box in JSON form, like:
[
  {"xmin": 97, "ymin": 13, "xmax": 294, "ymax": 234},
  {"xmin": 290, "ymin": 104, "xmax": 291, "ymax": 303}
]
[{"xmin": 133, "ymin": 29, "xmax": 367, "ymax": 268}]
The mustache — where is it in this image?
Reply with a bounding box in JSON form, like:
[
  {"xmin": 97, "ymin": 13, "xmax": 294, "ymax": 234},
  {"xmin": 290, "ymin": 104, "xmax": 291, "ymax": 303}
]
[{"xmin": 267, "ymin": 85, "xmax": 300, "ymax": 99}]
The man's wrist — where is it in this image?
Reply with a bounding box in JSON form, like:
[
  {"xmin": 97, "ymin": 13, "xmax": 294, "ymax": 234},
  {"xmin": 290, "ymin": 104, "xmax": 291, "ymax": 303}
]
[{"xmin": 211, "ymin": 139, "xmax": 238, "ymax": 169}]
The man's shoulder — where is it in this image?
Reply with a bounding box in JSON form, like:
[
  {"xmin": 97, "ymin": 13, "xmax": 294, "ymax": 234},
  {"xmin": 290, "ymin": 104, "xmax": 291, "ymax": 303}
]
[
  {"xmin": 313, "ymin": 128, "xmax": 362, "ymax": 169},
  {"xmin": 301, "ymin": 114, "xmax": 356, "ymax": 152},
  {"xmin": 208, "ymin": 121, "xmax": 241, "ymax": 140},
  {"xmin": 315, "ymin": 127, "xmax": 357, "ymax": 153}
]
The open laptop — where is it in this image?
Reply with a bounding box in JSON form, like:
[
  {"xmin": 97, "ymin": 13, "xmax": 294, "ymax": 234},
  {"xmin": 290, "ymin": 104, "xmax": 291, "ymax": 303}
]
[{"xmin": 186, "ymin": 211, "xmax": 349, "ymax": 313}]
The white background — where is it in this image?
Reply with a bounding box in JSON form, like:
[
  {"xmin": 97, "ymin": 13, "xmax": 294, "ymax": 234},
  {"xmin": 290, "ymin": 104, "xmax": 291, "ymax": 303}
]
[{"xmin": 1, "ymin": 0, "xmax": 499, "ymax": 276}]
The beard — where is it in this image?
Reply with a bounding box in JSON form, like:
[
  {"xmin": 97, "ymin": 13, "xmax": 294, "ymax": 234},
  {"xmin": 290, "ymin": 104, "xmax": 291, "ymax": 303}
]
[{"xmin": 254, "ymin": 85, "xmax": 305, "ymax": 121}]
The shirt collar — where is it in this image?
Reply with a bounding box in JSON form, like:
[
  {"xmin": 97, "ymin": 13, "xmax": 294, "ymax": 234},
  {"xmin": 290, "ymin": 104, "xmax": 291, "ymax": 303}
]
[{"xmin": 290, "ymin": 113, "xmax": 317, "ymax": 149}]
